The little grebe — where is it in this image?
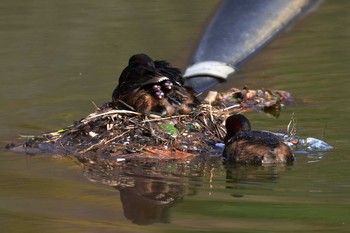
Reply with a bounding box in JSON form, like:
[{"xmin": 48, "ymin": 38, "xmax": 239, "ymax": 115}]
[
  {"xmin": 223, "ymin": 114, "xmax": 294, "ymax": 164},
  {"xmin": 112, "ymin": 54, "xmax": 198, "ymax": 116}
]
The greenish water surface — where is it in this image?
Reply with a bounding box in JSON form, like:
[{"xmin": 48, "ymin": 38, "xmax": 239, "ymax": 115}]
[{"xmin": 1, "ymin": 1, "xmax": 349, "ymax": 232}]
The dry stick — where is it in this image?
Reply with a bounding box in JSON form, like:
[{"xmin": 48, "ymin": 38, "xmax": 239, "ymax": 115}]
[
  {"xmin": 287, "ymin": 112, "xmax": 297, "ymax": 136},
  {"xmin": 206, "ymin": 104, "xmax": 217, "ymax": 137},
  {"xmin": 222, "ymin": 104, "xmax": 241, "ymax": 111},
  {"xmin": 103, "ymin": 130, "xmax": 131, "ymax": 145},
  {"xmin": 212, "ymin": 120, "xmax": 225, "ymax": 141},
  {"xmin": 197, "ymin": 116, "xmax": 212, "ymax": 135},
  {"xmin": 78, "ymin": 129, "xmax": 131, "ymax": 154},
  {"xmin": 208, "ymin": 105, "xmax": 214, "ymax": 123},
  {"xmin": 91, "ymin": 101, "xmax": 99, "ymax": 109},
  {"xmin": 141, "ymin": 114, "xmax": 189, "ymax": 123},
  {"xmin": 129, "ymin": 118, "xmax": 166, "ymax": 143},
  {"xmin": 200, "ymin": 109, "xmax": 227, "ymax": 140},
  {"xmin": 144, "ymin": 116, "xmax": 168, "ymax": 143},
  {"xmin": 78, "ymin": 140, "xmax": 107, "ymax": 154},
  {"xmin": 208, "ymin": 116, "xmax": 225, "ymax": 141},
  {"xmin": 83, "ymin": 110, "xmax": 142, "ymax": 122}
]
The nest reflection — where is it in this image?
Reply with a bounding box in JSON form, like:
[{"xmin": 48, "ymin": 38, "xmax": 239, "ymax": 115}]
[{"xmin": 82, "ymin": 155, "xmax": 291, "ymax": 225}]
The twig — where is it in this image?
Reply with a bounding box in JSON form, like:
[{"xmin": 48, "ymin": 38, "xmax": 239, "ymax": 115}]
[
  {"xmin": 78, "ymin": 129, "xmax": 131, "ymax": 154},
  {"xmin": 141, "ymin": 114, "xmax": 189, "ymax": 123},
  {"xmin": 78, "ymin": 139, "xmax": 107, "ymax": 154},
  {"xmin": 222, "ymin": 104, "xmax": 241, "ymax": 111},
  {"xmin": 144, "ymin": 116, "xmax": 169, "ymax": 143},
  {"xmin": 91, "ymin": 101, "xmax": 99, "ymax": 109},
  {"xmin": 84, "ymin": 109, "xmax": 142, "ymax": 122},
  {"xmin": 103, "ymin": 130, "xmax": 131, "ymax": 145},
  {"xmin": 287, "ymin": 112, "xmax": 297, "ymax": 136}
]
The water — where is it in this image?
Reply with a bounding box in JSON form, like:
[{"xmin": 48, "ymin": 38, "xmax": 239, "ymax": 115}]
[{"xmin": 1, "ymin": 0, "xmax": 350, "ymax": 232}]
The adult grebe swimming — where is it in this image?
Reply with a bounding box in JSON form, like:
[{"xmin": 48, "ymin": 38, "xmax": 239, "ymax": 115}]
[{"xmin": 223, "ymin": 114, "xmax": 294, "ymax": 164}]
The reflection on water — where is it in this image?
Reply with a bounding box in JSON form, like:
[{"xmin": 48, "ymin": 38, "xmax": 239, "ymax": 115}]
[
  {"xmin": 82, "ymin": 155, "xmax": 292, "ymax": 225},
  {"xmin": 82, "ymin": 155, "xmax": 221, "ymax": 225},
  {"xmin": 116, "ymin": 179, "xmax": 183, "ymax": 225},
  {"xmin": 225, "ymin": 164, "xmax": 285, "ymax": 184}
]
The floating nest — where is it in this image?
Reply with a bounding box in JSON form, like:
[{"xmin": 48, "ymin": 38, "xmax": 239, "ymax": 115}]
[{"xmin": 7, "ymin": 86, "xmax": 293, "ymax": 166}]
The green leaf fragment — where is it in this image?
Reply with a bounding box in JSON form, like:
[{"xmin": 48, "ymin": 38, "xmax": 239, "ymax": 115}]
[
  {"xmin": 159, "ymin": 123, "xmax": 179, "ymax": 135},
  {"xmin": 56, "ymin": 129, "xmax": 66, "ymax": 133}
]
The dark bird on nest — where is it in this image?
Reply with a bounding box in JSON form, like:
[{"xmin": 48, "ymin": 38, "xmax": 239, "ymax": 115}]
[
  {"xmin": 223, "ymin": 114, "xmax": 294, "ymax": 164},
  {"xmin": 112, "ymin": 54, "xmax": 198, "ymax": 116}
]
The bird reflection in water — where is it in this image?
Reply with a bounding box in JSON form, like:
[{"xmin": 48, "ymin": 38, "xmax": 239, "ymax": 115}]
[
  {"xmin": 116, "ymin": 177, "xmax": 185, "ymax": 225},
  {"xmin": 82, "ymin": 157, "xmax": 212, "ymax": 225},
  {"xmin": 224, "ymin": 163, "xmax": 292, "ymax": 198},
  {"xmin": 81, "ymin": 156, "xmax": 291, "ymax": 225}
]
